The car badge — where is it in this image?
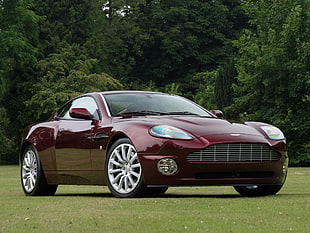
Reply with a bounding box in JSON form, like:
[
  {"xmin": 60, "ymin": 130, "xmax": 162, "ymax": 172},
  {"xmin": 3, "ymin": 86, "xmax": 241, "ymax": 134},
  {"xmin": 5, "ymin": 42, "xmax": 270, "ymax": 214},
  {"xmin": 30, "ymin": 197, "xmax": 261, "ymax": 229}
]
[{"xmin": 230, "ymin": 133, "xmax": 241, "ymax": 137}]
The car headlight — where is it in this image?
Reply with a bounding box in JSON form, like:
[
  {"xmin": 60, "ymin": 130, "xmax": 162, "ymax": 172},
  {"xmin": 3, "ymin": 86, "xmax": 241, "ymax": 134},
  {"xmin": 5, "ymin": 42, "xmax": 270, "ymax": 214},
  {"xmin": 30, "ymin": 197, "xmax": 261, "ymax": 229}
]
[
  {"xmin": 149, "ymin": 125, "xmax": 194, "ymax": 140},
  {"xmin": 260, "ymin": 125, "xmax": 285, "ymax": 140}
]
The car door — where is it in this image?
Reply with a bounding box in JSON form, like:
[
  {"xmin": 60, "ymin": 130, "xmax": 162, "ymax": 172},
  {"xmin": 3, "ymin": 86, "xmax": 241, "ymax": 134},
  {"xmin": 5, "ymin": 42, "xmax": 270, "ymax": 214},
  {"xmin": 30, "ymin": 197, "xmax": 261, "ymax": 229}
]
[{"xmin": 55, "ymin": 96, "xmax": 100, "ymax": 173}]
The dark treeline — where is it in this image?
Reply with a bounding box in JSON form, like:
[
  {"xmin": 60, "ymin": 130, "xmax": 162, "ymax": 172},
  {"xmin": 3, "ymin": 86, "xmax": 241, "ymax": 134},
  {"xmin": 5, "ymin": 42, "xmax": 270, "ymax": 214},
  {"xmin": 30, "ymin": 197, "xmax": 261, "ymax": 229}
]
[{"xmin": 0, "ymin": 0, "xmax": 309, "ymax": 165}]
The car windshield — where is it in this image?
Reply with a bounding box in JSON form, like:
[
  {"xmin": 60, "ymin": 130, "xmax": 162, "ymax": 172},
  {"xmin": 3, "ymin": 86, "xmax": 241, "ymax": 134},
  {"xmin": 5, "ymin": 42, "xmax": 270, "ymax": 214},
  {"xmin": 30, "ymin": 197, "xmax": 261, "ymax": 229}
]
[{"xmin": 103, "ymin": 93, "xmax": 213, "ymax": 117}]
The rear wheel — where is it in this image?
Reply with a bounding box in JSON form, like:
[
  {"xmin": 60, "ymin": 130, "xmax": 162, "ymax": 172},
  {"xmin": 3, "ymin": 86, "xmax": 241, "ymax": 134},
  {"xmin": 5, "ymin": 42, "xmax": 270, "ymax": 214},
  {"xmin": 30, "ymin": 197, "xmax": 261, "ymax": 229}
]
[
  {"xmin": 234, "ymin": 184, "xmax": 283, "ymax": 197},
  {"xmin": 106, "ymin": 138, "xmax": 146, "ymax": 198},
  {"xmin": 21, "ymin": 145, "xmax": 58, "ymax": 196}
]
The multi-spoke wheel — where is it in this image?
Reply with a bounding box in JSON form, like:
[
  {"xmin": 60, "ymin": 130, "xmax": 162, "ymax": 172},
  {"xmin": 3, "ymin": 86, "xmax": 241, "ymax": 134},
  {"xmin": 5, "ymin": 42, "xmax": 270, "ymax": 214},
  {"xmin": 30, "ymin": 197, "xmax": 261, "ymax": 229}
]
[
  {"xmin": 233, "ymin": 184, "xmax": 283, "ymax": 197},
  {"xmin": 106, "ymin": 138, "xmax": 146, "ymax": 198},
  {"xmin": 21, "ymin": 145, "xmax": 57, "ymax": 196}
]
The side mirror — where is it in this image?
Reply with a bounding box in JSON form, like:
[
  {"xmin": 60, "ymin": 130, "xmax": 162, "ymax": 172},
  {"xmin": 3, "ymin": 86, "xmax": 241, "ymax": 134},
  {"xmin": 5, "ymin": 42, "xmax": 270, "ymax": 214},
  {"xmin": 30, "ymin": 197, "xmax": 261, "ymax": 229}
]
[
  {"xmin": 210, "ymin": 110, "xmax": 224, "ymax": 118},
  {"xmin": 69, "ymin": 108, "xmax": 93, "ymax": 120}
]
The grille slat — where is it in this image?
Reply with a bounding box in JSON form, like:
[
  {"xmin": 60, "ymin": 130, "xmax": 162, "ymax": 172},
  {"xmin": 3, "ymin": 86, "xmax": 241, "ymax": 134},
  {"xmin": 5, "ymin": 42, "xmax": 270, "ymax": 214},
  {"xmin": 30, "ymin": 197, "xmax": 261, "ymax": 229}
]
[{"xmin": 187, "ymin": 143, "xmax": 280, "ymax": 162}]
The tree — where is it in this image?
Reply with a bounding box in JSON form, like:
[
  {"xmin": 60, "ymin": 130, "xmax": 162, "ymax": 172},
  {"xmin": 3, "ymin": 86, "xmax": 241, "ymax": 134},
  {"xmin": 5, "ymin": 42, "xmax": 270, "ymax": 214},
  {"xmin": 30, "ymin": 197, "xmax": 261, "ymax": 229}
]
[
  {"xmin": 34, "ymin": 0, "xmax": 94, "ymax": 57},
  {"xmin": 130, "ymin": 0, "xmax": 247, "ymax": 88},
  {"xmin": 232, "ymin": 0, "xmax": 310, "ymax": 165},
  {"xmin": 0, "ymin": 0, "xmax": 39, "ymax": 96},
  {"xmin": 0, "ymin": 108, "xmax": 15, "ymax": 164},
  {"xmin": 192, "ymin": 70, "xmax": 218, "ymax": 111},
  {"xmin": 82, "ymin": 0, "xmax": 144, "ymax": 80},
  {"xmin": 0, "ymin": 0, "xmax": 40, "ymax": 164},
  {"xmin": 215, "ymin": 59, "xmax": 237, "ymax": 118},
  {"xmin": 24, "ymin": 46, "xmax": 123, "ymax": 121}
]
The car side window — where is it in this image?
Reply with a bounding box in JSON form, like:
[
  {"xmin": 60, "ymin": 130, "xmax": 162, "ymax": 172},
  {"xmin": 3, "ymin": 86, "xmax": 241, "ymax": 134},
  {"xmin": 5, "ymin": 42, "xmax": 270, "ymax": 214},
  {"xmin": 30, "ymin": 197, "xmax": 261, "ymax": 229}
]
[{"xmin": 57, "ymin": 96, "xmax": 100, "ymax": 120}]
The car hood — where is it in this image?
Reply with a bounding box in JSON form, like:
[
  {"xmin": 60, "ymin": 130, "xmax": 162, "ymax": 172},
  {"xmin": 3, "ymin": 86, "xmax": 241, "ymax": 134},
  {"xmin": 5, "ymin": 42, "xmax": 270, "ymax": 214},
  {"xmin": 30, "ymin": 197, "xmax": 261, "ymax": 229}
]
[{"xmin": 114, "ymin": 116, "xmax": 267, "ymax": 144}]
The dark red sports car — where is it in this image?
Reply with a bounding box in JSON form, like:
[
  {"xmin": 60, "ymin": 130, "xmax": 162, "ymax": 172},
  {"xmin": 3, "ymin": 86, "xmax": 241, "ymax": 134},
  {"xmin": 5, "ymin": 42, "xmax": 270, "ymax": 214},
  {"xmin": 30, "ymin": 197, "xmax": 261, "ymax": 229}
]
[{"xmin": 20, "ymin": 91, "xmax": 288, "ymax": 198}]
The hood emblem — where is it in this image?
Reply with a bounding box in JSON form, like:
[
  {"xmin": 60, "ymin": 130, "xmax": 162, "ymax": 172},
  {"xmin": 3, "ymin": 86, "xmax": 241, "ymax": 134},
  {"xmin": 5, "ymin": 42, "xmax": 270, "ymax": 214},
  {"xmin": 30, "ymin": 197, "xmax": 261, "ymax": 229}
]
[{"xmin": 230, "ymin": 134, "xmax": 241, "ymax": 137}]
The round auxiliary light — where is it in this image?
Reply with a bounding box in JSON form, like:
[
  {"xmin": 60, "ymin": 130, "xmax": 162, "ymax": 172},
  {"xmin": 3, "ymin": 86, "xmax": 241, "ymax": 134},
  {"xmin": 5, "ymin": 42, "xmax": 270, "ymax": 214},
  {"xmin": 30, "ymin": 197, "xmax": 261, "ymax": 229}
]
[{"xmin": 157, "ymin": 158, "xmax": 178, "ymax": 175}]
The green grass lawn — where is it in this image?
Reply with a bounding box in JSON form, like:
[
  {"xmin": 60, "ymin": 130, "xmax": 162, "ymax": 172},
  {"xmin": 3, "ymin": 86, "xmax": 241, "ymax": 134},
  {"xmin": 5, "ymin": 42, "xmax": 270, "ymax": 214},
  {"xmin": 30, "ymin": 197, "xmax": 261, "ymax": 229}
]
[{"xmin": 0, "ymin": 166, "xmax": 309, "ymax": 233}]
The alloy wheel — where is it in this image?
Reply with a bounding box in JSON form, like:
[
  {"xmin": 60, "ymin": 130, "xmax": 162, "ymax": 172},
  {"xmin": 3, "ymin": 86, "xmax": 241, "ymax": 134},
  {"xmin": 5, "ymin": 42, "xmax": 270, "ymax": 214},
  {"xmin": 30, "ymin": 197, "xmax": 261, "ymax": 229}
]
[
  {"xmin": 107, "ymin": 142, "xmax": 142, "ymax": 195},
  {"xmin": 21, "ymin": 149, "xmax": 38, "ymax": 193}
]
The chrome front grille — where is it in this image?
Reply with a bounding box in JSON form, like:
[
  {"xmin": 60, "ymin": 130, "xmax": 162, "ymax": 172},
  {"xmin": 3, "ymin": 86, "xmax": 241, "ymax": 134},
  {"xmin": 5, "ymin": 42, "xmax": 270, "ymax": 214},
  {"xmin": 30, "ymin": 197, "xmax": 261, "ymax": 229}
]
[{"xmin": 187, "ymin": 143, "xmax": 280, "ymax": 162}]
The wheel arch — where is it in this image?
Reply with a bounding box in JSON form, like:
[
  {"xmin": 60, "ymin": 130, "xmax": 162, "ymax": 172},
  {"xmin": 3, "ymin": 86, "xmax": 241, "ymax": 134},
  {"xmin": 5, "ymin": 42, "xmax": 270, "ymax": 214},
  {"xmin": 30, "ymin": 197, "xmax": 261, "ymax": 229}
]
[
  {"xmin": 106, "ymin": 132, "xmax": 131, "ymax": 155},
  {"xmin": 19, "ymin": 141, "xmax": 34, "ymax": 164}
]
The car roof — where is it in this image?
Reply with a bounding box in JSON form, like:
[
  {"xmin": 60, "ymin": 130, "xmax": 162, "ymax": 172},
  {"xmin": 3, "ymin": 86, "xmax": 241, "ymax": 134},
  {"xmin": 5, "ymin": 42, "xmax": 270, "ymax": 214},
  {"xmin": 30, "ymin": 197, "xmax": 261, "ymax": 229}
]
[{"xmin": 99, "ymin": 90, "xmax": 167, "ymax": 95}]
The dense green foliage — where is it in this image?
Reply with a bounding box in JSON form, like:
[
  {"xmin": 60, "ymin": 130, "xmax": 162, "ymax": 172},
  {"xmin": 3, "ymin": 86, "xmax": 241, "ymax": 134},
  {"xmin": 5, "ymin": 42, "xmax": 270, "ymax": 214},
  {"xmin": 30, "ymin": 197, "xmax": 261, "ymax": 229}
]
[
  {"xmin": 0, "ymin": 0, "xmax": 308, "ymax": 165},
  {"xmin": 232, "ymin": 0, "xmax": 310, "ymax": 165}
]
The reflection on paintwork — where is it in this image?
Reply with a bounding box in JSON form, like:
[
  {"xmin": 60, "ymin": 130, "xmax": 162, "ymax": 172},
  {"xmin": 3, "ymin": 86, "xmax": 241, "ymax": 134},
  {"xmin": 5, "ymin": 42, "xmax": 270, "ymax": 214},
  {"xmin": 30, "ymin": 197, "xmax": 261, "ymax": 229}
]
[{"xmin": 56, "ymin": 148, "xmax": 91, "ymax": 170}]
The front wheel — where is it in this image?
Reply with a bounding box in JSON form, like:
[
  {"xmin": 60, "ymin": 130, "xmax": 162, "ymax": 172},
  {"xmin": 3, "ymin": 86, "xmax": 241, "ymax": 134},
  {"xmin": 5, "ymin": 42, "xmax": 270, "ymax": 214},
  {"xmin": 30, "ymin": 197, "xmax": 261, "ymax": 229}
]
[
  {"xmin": 106, "ymin": 138, "xmax": 146, "ymax": 198},
  {"xmin": 21, "ymin": 145, "xmax": 58, "ymax": 196},
  {"xmin": 234, "ymin": 184, "xmax": 283, "ymax": 197}
]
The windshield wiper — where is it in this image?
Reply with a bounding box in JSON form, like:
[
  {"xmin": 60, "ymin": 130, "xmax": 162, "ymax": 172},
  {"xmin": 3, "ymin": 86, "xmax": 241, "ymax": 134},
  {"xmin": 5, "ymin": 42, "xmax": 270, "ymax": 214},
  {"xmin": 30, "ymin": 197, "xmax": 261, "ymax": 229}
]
[
  {"xmin": 116, "ymin": 110, "xmax": 164, "ymax": 116},
  {"xmin": 164, "ymin": 111, "xmax": 199, "ymax": 116},
  {"xmin": 116, "ymin": 110, "xmax": 200, "ymax": 117}
]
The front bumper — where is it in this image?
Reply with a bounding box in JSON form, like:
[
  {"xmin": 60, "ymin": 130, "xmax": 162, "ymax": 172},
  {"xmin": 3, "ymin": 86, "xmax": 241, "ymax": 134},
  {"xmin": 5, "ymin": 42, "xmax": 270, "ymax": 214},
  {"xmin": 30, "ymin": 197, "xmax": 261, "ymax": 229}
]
[{"xmin": 139, "ymin": 141, "xmax": 288, "ymax": 187}]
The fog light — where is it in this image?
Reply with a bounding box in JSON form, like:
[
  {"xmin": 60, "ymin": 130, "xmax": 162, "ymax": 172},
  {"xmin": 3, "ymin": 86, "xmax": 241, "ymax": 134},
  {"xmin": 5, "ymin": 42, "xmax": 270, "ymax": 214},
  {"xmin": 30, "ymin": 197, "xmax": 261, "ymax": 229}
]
[{"xmin": 157, "ymin": 158, "xmax": 178, "ymax": 175}]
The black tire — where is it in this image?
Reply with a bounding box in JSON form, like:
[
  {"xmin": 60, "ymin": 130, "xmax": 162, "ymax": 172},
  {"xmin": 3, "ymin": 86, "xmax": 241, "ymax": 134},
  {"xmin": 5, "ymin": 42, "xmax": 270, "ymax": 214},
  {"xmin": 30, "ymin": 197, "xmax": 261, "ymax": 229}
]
[
  {"xmin": 105, "ymin": 138, "xmax": 147, "ymax": 198},
  {"xmin": 234, "ymin": 184, "xmax": 283, "ymax": 197},
  {"xmin": 21, "ymin": 145, "xmax": 58, "ymax": 196},
  {"xmin": 145, "ymin": 187, "xmax": 168, "ymax": 196}
]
